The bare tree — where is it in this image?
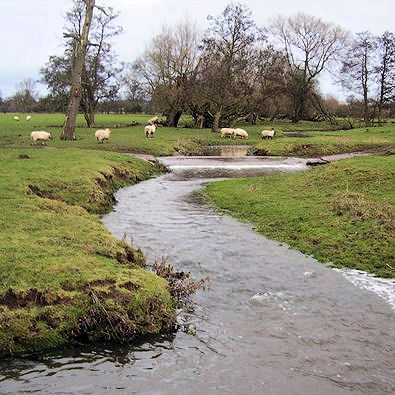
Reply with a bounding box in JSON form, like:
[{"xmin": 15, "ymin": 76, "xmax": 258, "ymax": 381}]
[
  {"xmin": 248, "ymin": 46, "xmax": 290, "ymax": 122},
  {"xmin": 80, "ymin": 4, "xmax": 122, "ymax": 126},
  {"xmin": 133, "ymin": 18, "xmax": 200, "ymax": 127},
  {"xmin": 198, "ymin": 3, "xmax": 262, "ymax": 130},
  {"xmin": 375, "ymin": 31, "xmax": 395, "ymax": 123},
  {"xmin": 340, "ymin": 32, "xmax": 377, "ymax": 127},
  {"xmin": 269, "ymin": 13, "xmax": 348, "ymax": 122},
  {"xmin": 42, "ymin": 3, "xmax": 121, "ymax": 127},
  {"xmin": 41, "ymin": 55, "xmax": 72, "ymax": 113},
  {"xmin": 14, "ymin": 78, "xmax": 38, "ymax": 113},
  {"xmin": 121, "ymin": 64, "xmax": 148, "ymax": 112},
  {"xmin": 62, "ymin": 0, "xmax": 95, "ymax": 140}
]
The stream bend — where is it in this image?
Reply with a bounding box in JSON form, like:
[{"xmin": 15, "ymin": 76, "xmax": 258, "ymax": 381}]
[{"xmin": 1, "ymin": 156, "xmax": 394, "ymax": 395}]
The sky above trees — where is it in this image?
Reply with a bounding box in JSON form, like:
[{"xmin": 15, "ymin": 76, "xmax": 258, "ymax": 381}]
[{"xmin": 0, "ymin": 0, "xmax": 394, "ymax": 98}]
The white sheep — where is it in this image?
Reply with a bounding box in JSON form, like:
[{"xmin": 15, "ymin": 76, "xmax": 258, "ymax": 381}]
[
  {"xmin": 95, "ymin": 128, "xmax": 111, "ymax": 143},
  {"xmin": 31, "ymin": 131, "xmax": 52, "ymax": 145},
  {"xmin": 220, "ymin": 128, "xmax": 235, "ymax": 138},
  {"xmin": 233, "ymin": 128, "xmax": 248, "ymax": 139},
  {"xmin": 144, "ymin": 124, "xmax": 156, "ymax": 138},
  {"xmin": 26, "ymin": 115, "xmax": 32, "ymax": 121},
  {"xmin": 14, "ymin": 116, "xmax": 19, "ymax": 121},
  {"xmin": 261, "ymin": 129, "xmax": 274, "ymax": 139},
  {"xmin": 146, "ymin": 116, "xmax": 158, "ymax": 126}
]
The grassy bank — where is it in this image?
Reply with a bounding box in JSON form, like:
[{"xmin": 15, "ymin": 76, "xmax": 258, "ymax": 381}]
[
  {"xmin": 1, "ymin": 113, "xmax": 394, "ymax": 156},
  {"xmin": 251, "ymin": 126, "xmax": 395, "ymax": 157},
  {"xmin": 0, "ymin": 148, "xmax": 176, "ymax": 356},
  {"xmin": 203, "ymin": 155, "xmax": 395, "ymax": 278}
]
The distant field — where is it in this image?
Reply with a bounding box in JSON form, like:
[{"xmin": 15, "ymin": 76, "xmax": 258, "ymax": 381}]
[{"xmin": 1, "ymin": 113, "xmax": 394, "ymax": 156}]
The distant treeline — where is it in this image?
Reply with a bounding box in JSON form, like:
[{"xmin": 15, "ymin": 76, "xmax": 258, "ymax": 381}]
[{"xmin": 2, "ymin": 2, "xmax": 394, "ymax": 128}]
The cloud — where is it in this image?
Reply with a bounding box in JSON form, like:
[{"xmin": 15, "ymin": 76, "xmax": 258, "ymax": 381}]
[{"xmin": 0, "ymin": 0, "xmax": 393, "ymax": 97}]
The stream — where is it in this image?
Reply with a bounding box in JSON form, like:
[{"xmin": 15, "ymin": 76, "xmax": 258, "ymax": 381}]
[{"xmin": 0, "ymin": 155, "xmax": 394, "ymax": 394}]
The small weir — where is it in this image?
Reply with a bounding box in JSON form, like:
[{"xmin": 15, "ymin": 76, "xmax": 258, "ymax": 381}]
[
  {"xmin": 202, "ymin": 145, "xmax": 250, "ymax": 156},
  {"xmin": 1, "ymin": 154, "xmax": 394, "ymax": 394},
  {"xmin": 159, "ymin": 155, "xmax": 307, "ymax": 178}
]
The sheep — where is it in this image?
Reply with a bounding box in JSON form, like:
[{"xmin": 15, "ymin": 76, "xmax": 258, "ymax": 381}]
[
  {"xmin": 220, "ymin": 128, "xmax": 235, "ymax": 138},
  {"xmin": 26, "ymin": 115, "xmax": 32, "ymax": 121},
  {"xmin": 233, "ymin": 128, "xmax": 248, "ymax": 139},
  {"xmin": 144, "ymin": 124, "xmax": 156, "ymax": 138},
  {"xmin": 146, "ymin": 116, "xmax": 158, "ymax": 125},
  {"xmin": 31, "ymin": 131, "xmax": 52, "ymax": 145},
  {"xmin": 261, "ymin": 129, "xmax": 275, "ymax": 139},
  {"xmin": 14, "ymin": 116, "xmax": 19, "ymax": 121},
  {"xmin": 95, "ymin": 128, "xmax": 111, "ymax": 143}
]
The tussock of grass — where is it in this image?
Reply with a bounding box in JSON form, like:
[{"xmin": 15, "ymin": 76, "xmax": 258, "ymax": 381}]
[
  {"xmin": 332, "ymin": 192, "xmax": 394, "ymax": 231},
  {"xmin": 0, "ymin": 148, "xmax": 176, "ymax": 356},
  {"xmin": 204, "ymin": 155, "xmax": 395, "ymax": 278}
]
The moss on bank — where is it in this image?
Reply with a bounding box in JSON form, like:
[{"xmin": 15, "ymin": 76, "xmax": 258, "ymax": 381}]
[
  {"xmin": 0, "ymin": 149, "xmax": 176, "ymax": 356},
  {"xmin": 203, "ymin": 155, "xmax": 395, "ymax": 278}
]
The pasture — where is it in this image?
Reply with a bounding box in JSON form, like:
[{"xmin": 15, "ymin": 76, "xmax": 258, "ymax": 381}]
[{"xmin": 1, "ymin": 113, "xmax": 394, "ymax": 156}]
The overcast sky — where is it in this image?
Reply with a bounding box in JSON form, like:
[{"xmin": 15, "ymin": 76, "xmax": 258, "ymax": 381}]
[{"xmin": 1, "ymin": 0, "xmax": 394, "ymax": 99}]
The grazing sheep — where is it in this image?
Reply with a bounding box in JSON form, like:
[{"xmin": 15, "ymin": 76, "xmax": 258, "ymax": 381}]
[
  {"xmin": 14, "ymin": 116, "xmax": 19, "ymax": 121},
  {"xmin": 233, "ymin": 128, "xmax": 248, "ymax": 139},
  {"xmin": 144, "ymin": 124, "xmax": 156, "ymax": 138},
  {"xmin": 31, "ymin": 131, "xmax": 52, "ymax": 145},
  {"xmin": 220, "ymin": 128, "xmax": 235, "ymax": 138},
  {"xmin": 95, "ymin": 128, "xmax": 111, "ymax": 143},
  {"xmin": 26, "ymin": 115, "xmax": 32, "ymax": 121},
  {"xmin": 261, "ymin": 129, "xmax": 275, "ymax": 139},
  {"xmin": 146, "ymin": 116, "xmax": 158, "ymax": 125}
]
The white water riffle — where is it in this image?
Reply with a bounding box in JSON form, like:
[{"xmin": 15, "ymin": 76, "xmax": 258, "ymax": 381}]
[
  {"xmin": 168, "ymin": 163, "xmax": 306, "ymax": 170},
  {"xmin": 335, "ymin": 269, "xmax": 395, "ymax": 311}
]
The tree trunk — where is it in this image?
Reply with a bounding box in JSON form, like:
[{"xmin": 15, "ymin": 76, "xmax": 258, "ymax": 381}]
[
  {"xmin": 250, "ymin": 112, "xmax": 257, "ymax": 125},
  {"xmin": 377, "ymin": 103, "xmax": 383, "ymax": 125},
  {"xmin": 61, "ymin": 0, "xmax": 95, "ymax": 140},
  {"xmin": 196, "ymin": 115, "xmax": 204, "ymax": 129},
  {"xmin": 167, "ymin": 110, "xmax": 182, "ymax": 127},
  {"xmin": 212, "ymin": 110, "xmax": 221, "ymax": 132},
  {"xmin": 293, "ymin": 89, "xmax": 307, "ymax": 123},
  {"xmin": 82, "ymin": 95, "xmax": 95, "ymax": 127},
  {"xmin": 363, "ymin": 88, "xmax": 370, "ymax": 127},
  {"xmin": 84, "ymin": 107, "xmax": 95, "ymax": 128}
]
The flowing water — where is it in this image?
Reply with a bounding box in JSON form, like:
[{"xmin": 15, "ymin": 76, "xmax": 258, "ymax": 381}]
[{"xmin": 1, "ymin": 156, "xmax": 394, "ymax": 395}]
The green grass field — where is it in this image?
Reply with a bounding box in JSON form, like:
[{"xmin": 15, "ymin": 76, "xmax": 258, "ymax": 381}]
[
  {"xmin": 0, "ymin": 148, "xmax": 175, "ymax": 356},
  {"xmin": 2, "ymin": 113, "xmax": 394, "ymax": 156},
  {"xmin": 204, "ymin": 155, "xmax": 395, "ymax": 278}
]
